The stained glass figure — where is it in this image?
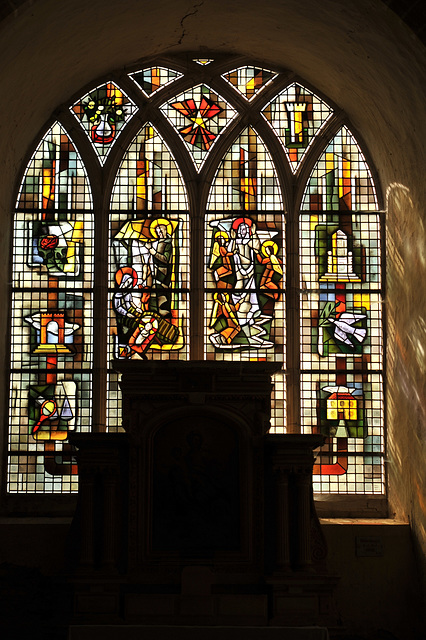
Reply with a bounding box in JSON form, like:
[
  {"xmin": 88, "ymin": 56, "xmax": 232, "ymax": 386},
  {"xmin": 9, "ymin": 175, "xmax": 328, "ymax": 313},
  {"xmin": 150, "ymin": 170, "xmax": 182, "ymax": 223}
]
[
  {"xmin": 111, "ymin": 124, "xmax": 188, "ymax": 210},
  {"xmin": 160, "ymin": 85, "xmax": 236, "ymax": 168},
  {"xmin": 262, "ymin": 84, "xmax": 333, "ymax": 173},
  {"xmin": 208, "ymin": 127, "xmax": 282, "ymax": 210},
  {"xmin": 71, "ymin": 82, "xmax": 136, "ymax": 164},
  {"xmin": 301, "ymin": 127, "xmax": 378, "ymax": 210},
  {"xmin": 8, "ymin": 58, "xmax": 385, "ymax": 498},
  {"xmin": 222, "ymin": 66, "xmax": 277, "ymax": 101},
  {"xmin": 206, "ymin": 214, "xmax": 284, "ymax": 353},
  {"xmin": 17, "ymin": 123, "xmax": 92, "ymax": 210},
  {"xmin": 110, "ymin": 215, "xmax": 187, "ymax": 359},
  {"xmin": 318, "ymin": 302, "xmax": 367, "ymax": 356},
  {"xmin": 129, "ymin": 67, "xmax": 182, "ymax": 96}
]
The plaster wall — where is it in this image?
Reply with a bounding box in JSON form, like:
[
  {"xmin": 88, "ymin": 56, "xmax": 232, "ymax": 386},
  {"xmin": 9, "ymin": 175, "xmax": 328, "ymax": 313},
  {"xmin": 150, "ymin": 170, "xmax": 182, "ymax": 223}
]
[
  {"xmin": 322, "ymin": 520, "xmax": 422, "ymax": 638},
  {"xmin": 0, "ymin": 0, "xmax": 425, "ymax": 619}
]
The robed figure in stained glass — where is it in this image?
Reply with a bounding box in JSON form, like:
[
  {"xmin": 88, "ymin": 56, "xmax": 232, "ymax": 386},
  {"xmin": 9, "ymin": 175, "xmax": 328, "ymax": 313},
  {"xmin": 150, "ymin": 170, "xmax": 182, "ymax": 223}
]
[
  {"xmin": 112, "ymin": 217, "xmax": 183, "ymax": 358},
  {"xmin": 208, "ymin": 216, "xmax": 282, "ymax": 350}
]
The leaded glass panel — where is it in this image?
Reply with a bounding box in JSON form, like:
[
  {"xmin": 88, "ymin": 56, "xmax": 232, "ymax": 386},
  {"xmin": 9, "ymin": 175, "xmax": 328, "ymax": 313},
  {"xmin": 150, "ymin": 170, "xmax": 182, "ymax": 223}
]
[
  {"xmin": 17, "ymin": 123, "xmax": 92, "ymax": 210},
  {"xmin": 262, "ymin": 84, "xmax": 333, "ymax": 173},
  {"xmin": 222, "ymin": 66, "xmax": 277, "ymax": 101},
  {"xmin": 207, "ymin": 127, "xmax": 282, "ymax": 210},
  {"xmin": 129, "ymin": 67, "xmax": 183, "ymax": 97},
  {"xmin": 300, "ymin": 127, "xmax": 384, "ymax": 494},
  {"xmin": 71, "ymin": 82, "xmax": 137, "ymax": 165},
  {"xmin": 160, "ymin": 85, "xmax": 236, "ymax": 169},
  {"xmin": 301, "ymin": 126, "xmax": 378, "ymax": 210},
  {"xmin": 111, "ymin": 124, "xmax": 188, "ymax": 210},
  {"xmin": 9, "ymin": 125, "xmax": 93, "ymax": 493}
]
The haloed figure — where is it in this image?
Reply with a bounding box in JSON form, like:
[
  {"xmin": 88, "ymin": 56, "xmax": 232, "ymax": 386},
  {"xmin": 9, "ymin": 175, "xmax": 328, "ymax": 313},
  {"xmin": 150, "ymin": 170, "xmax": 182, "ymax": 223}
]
[
  {"xmin": 146, "ymin": 218, "xmax": 174, "ymax": 318},
  {"xmin": 229, "ymin": 217, "xmax": 261, "ymax": 328},
  {"xmin": 112, "ymin": 267, "xmax": 157, "ymax": 358},
  {"xmin": 112, "ymin": 267, "xmax": 142, "ymax": 318},
  {"xmin": 258, "ymin": 241, "xmax": 283, "ymax": 312},
  {"xmin": 208, "ymin": 216, "xmax": 282, "ymax": 351},
  {"xmin": 210, "ymin": 231, "xmax": 233, "ymax": 289}
]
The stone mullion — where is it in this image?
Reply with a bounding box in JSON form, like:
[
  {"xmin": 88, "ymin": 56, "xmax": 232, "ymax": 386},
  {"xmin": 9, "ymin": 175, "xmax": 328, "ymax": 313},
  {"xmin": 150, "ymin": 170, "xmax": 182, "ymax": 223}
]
[
  {"xmin": 285, "ymin": 193, "xmax": 301, "ymax": 433},
  {"xmin": 189, "ymin": 179, "xmax": 205, "ymax": 360},
  {"xmin": 92, "ymin": 202, "xmax": 109, "ymax": 432}
]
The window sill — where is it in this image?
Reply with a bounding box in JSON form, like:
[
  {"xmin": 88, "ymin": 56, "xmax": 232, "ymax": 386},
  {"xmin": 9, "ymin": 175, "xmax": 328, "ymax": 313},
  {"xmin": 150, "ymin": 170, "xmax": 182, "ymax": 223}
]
[{"xmin": 314, "ymin": 494, "xmax": 388, "ymax": 519}]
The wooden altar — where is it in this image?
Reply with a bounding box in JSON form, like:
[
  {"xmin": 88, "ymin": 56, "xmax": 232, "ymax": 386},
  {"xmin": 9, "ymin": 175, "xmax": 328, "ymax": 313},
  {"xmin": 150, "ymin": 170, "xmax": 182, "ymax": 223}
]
[{"xmin": 68, "ymin": 362, "xmax": 338, "ymax": 630}]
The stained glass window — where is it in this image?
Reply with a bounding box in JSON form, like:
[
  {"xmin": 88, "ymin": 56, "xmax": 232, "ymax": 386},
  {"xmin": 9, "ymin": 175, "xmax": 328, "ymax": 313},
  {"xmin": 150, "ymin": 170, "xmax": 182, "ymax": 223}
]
[
  {"xmin": 222, "ymin": 66, "xmax": 277, "ymax": 101},
  {"xmin": 71, "ymin": 82, "xmax": 136, "ymax": 165},
  {"xmin": 299, "ymin": 128, "xmax": 384, "ymax": 494},
  {"xmin": 262, "ymin": 83, "xmax": 333, "ymax": 173},
  {"xmin": 8, "ymin": 57, "xmax": 385, "ymax": 499},
  {"xmin": 10, "ymin": 123, "xmax": 93, "ymax": 492},
  {"xmin": 160, "ymin": 85, "xmax": 236, "ymax": 169},
  {"xmin": 129, "ymin": 67, "xmax": 183, "ymax": 97}
]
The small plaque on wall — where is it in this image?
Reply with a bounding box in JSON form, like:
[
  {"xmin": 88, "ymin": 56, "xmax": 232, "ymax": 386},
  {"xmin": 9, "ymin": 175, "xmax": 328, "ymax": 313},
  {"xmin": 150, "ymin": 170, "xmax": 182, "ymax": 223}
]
[{"xmin": 356, "ymin": 536, "xmax": 383, "ymax": 557}]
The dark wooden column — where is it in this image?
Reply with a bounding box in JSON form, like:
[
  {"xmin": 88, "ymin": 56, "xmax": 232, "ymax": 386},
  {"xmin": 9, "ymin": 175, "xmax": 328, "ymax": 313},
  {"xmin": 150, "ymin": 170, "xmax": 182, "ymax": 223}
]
[
  {"xmin": 69, "ymin": 433, "xmax": 128, "ymax": 573},
  {"xmin": 265, "ymin": 434, "xmax": 324, "ymax": 572}
]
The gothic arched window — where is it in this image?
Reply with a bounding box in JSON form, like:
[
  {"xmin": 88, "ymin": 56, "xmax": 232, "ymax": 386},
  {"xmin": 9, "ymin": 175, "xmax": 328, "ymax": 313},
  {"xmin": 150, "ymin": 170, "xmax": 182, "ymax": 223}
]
[{"xmin": 8, "ymin": 56, "xmax": 384, "ymax": 497}]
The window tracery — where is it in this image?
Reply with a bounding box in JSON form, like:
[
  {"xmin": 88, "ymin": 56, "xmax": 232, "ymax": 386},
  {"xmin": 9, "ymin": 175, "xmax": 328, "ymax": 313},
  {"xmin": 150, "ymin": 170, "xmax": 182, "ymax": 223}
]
[{"xmin": 8, "ymin": 56, "xmax": 384, "ymax": 496}]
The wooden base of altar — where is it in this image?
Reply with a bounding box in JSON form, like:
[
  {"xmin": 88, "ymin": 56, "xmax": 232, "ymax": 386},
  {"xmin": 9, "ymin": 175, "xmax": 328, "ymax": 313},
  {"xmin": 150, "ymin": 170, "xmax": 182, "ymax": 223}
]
[
  {"xmin": 68, "ymin": 362, "xmax": 339, "ymax": 630},
  {"xmin": 69, "ymin": 625, "xmax": 331, "ymax": 640}
]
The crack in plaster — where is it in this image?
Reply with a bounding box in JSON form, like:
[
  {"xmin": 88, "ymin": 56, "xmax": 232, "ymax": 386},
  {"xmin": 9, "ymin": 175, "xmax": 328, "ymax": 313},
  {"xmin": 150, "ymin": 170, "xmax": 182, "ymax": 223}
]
[{"xmin": 178, "ymin": 2, "xmax": 204, "ymax": 45}]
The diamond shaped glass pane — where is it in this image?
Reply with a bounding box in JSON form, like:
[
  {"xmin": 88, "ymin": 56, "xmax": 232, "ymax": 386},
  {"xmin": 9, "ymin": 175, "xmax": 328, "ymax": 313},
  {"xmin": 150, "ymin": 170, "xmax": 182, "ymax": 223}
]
[
  {"xmin": 193, "ymin": 58, "xmax": 214, "ymax": 65},
  {"xmin": 71, "ymin": 81, "xmax": 137, "ymax": 165},
  {"xmin": 160, "ymin": 84, "xmax": 236, "ymax": 169}
]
